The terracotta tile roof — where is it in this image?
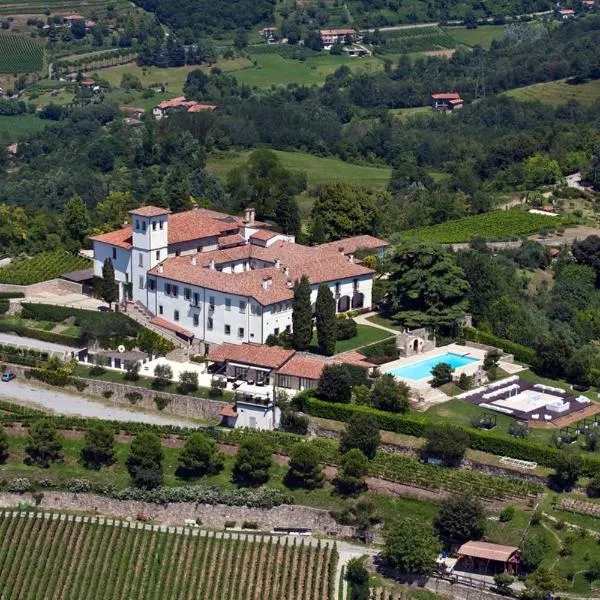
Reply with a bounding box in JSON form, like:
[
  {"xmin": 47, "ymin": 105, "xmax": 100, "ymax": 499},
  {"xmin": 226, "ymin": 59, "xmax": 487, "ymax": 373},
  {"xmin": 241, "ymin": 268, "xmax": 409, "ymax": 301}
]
[
  {"xmin": 129, "ymin": 206, "xmax": 171, "ymax": 217},
  {"xmin": 89, "ymin": 227, "xmax": 133, "ymax": 250},
  {"xmin": 432, "ymin": 92, "xmax": 462, "ymax": 100},
  {"xmin": 559, "ymin": 8, "xmax": 575, "ymax": 13},
  {"xmin": 149, "ymin": 259, "xmax": 294, "ymax": 305},
  {"xmin": 336, "ymin": 351, "xmax": 374, "ymax": 368},
  {"xmin": 208, "ymin": 343, "xmax": 295, "ymax": 369},
  {"xmin": 317, "ymin": 235, "xmax": 389, "ymax": 255},
  {"xmin": 218, "ymin": 234, "xmax": 246, "ymax": 249},
  {"xmin": 156, "ymin": 96, "xmax": 188, "ymax": 110},
  {"xmin": 187, "ymin": 103, "xmax": 217, "ymax": 113},
  {"xmin": 276, "ymin": 354, "xmax": 326, "ymax": 380},
  {"xmin": 250, "ymin": 229, "xmax": 278, "ymax": 242},
  {"xmin": 457, "ymin": 541, "xmax": 519, "ymax": 563},
  {"xmin": 168, "ymin": 210, "xmax": 239, "ymax": 245},
  {"xmin": 220, "ymin": 404, "xmax": 238, "ymax": 418},
  {"xmin": 150, "ymin": 316, "xmax": 194, "ymax": 337}
]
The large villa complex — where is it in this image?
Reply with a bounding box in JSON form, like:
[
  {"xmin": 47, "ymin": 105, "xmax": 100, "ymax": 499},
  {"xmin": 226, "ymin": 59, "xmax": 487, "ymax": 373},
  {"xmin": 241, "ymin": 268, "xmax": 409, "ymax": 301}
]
[{"xmin": 90, "ymin": 205, "xmax": 388, "ymax": 349}]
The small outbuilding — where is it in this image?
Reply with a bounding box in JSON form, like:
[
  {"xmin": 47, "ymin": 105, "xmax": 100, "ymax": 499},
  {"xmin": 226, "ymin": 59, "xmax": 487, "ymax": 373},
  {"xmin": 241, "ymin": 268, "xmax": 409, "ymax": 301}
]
[{"xmin": 456, "ymin": 541, "xmax": 521, "ymax": 575}]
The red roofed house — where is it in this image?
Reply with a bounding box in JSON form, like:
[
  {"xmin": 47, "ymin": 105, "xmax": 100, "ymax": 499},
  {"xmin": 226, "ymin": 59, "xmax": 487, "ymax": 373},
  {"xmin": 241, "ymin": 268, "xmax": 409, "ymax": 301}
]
[
  {"xmin": 431, "ymin": 92, "xmax": 464, "ymax": 111},
  {"xmin": 152, "ymin": 96, "xmax": 217, "ymax": 119},
  {"xmin": 456, "ymin": 541, "xmax": 521, "ymax": 575},
  {"xmin": 91, "ymin": 204, "xmax": 384, "ymax": 350},
  {"xmin": 559, "ymin": 8, "xmax": 575, "ymax": 17},
  {"xmin": 320, "ymin": 28, "xmax": 357, "ymax": 48}
]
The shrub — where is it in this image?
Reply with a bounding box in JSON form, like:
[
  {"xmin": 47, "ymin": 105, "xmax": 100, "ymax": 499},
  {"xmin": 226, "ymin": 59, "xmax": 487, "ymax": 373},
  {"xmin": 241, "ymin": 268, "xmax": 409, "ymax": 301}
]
[
  {"xmin": 7, "ymin": 477, "xmax": 32, "ymax": 493},
  {"xmin": 224, "ymin": 520, "xmax": 236, "ymax": 529},
  {"xmin": 154, "ymin": 395, "xmax": 170, "ymax": 411},
  {"xmin": 336, "ymin": 317, "xmax": 357, "ymax": 340},
  {"xmin": 178, "ymin": 370, "xmax": 199, "ymax": 395},
  {"xmin": 67, "ymin": 478, "xmax": 92, "ymax": 493},
  {"xmin": 359, "ymin": 338, "xmax": 398, "ymax": 364},
  {"xmin": 102, "ymin": 390, "xmax": 114, "ymax": 399},
  {"xmin": 153, "ymin": 364, "xmax": 173, "ymax": 389},
  {"xmin": 463, "ymin": 327, "xmax": 537, "ymax": 365},
  {"xmin": 73, "ymin": 379, "xmax": 87, "ymax": 392},
  {"xmin": 499, "ymin": 506, "xmax": 515, "ymax": 522},
  {"xmin": 32, "ymin": 491, "xmax": 44, "ymax": 506},
  {"xmin": 279, "ymin": 410, "xmax": 309, "ymax": 435},
  {"xmin": 340, "ymin": 413, "xmax": 380, "ymax": 460},
  {"xmin": 431, "ymin": 362, "xmax": 453, "ymax": 387},
  {"xmin": 125, "ymin": 391, "xmax": 143, "ymax": 404},
  {"xmin": 124, "ymin": 362, "xmax": 140, "ymax": 381},
  {"xmin": 242, "ymin": 521, "xmax": 259, "ymax": 529},
  {"xmin": 88, "ymin": 364, "xmax": 106, "ymax": 376},
  {"xmin": 336, "ymin": 448, "xmax": 368, "ymax": 496}
]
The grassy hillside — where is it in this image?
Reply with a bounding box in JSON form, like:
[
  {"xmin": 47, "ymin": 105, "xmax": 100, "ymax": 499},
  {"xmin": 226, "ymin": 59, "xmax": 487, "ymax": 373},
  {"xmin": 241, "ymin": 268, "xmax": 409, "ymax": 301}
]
[
  {"xmin": 207, "ymin": 150, "xmax": 392, "ymax": 189},
  {"xmin": 444, "ymin": 25, "xmax": 507, "ymax": 49},
  {"xmin": 505, "ymin": 78, "xmax": 600, "ymax": 106}
]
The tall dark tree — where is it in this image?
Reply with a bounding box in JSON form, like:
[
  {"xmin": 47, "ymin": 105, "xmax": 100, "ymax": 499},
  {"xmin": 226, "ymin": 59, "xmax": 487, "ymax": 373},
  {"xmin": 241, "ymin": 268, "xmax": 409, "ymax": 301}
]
[
  {"xmin": 177, "ymin": 432, "xmax": 224, "ymax": 478},
  {"xmin": 317, "ymin": 364, "xmax": 352, "ymax": 403},
  {"xmin": 435, "ymin": 495, "xmax": 485, "ymax": 546},
  {"xmin": 292, "ymin": 275, "xmax": 312, "ymax": 350},
  {"xmin": 80, "ymin": 423, "xmax": 116, "ymax": 469},
  {"xmin": 284, "ymin": 442, "xmax": 324, "ymax": 489},
  {"xmin": 340, "ymin": 413, "xmax": 380, "ymax": 460},
  {"xmin": 101, "ymin": 258, "xmax": 118, "ymax": 309},
  {"xmin": 0, "ymin": 425, "xmax": 8, "ymax": 463},
  {"xmin": 126, "ymin": 432, "xmax": 164, "ymax": 489},
  {"xmin": 232, "ymin": 437, "xmax": 272, "ymax": 486},
  {"xmin": 316, "ymin": 284, "xmax": 337, "ymax": 356},
  {"xmin": 275, "ymin": 195, "xmax": 301, "ymax": 236},
  {"xmin": 25, "ymin": 419, "xmax": 63, "ymax": 468}
]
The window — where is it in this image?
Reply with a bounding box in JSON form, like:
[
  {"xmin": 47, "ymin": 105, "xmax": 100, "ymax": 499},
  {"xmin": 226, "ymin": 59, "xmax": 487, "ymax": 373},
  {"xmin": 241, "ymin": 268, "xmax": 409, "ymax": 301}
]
[
  {"xmin": 224, "ymin": 324, "xmax": 231, "ymax": 336},
  {"xmin": 148, "ymin": 279, "xmax": 156, "ymax": 291},
  {"xmin": 152, "ymin": 221, "xmax": 157, "ymax": 231},
  {"xmin": 209, "ymin": 296, "xmax": 215, "ymax": 310},
  {"xmin": 225, "ymin": 298, "xmax": 231, "ymax": 311},
  {"xmin": 274, "ymin": 328, "xmax": 279, "ymax": 336},
  {"xmin": 138, "ymin": 253, "xmax": 144, "ymax": 267},
  {"xmin": 278, "ymin": 375, "xmax": 292, "ymax": 389},
  {"xmin": 193, "ymin": 314, "xmax": 199, "ymax": 326},
  {"xmin": 353, "ymin": 278, "xmax": 359, "ymax": 290},
  {"xmin": 135, "ymin": 220, "xmax": 140, "ymax": 230},
  {"xmin": 174, "ymin": 310, "xmax": 179, "ymax": 322},
  {"xmin": 238, "ymin": 327, "xmax": 244, "ymax": 338},
  {"xmin": 138, "ymin": 276, "xmax": 144, "ymax": 289},
  {"xmin": 251, "ymin": 304, "xmax": 262, "ymax": 316},
  {"xmin": 335, "ymin": 282, "xmax": 341, "ymax": 295},
  {"xmin": 165, "ymin": 283, "xmax": 172, "ymax": 295},
  {"xmin": 184, "ymin": 288, "xmax": 191, "ymax": 301},
  {"xmin": 285, "ymin": 325, "xmax": 291, "ymax": 333},
  {"xmin": 173, "ymin": 285, "xmax": 179, "ymax": 297},
  {"xmin": 207, "ymin": 317, "xmax": 213, "ymax": 330},
  {"xmin": 159, "ymin": 220, "xmax": 164, "ymax": 230},
  {"xmin": 155, "ymin": 250, "xmax": 160, "ymax": 261},
  {"xmin": 175, "ymin": 250, "xmax": 180, "ymax": 257},
  {"xmin": 159, "ymin": 305, "xmax": 163, "ymax": 315},
  {"xmin": 193, "ymin": 292, "xmax": 199, "ymax": 307},
  {"xmin": 239, "ymin": 300, "xmax": 246, "ymax": 313},
  {"xmin": 112, "ymin": 247, "xmax": 117, "ymax": 260}
]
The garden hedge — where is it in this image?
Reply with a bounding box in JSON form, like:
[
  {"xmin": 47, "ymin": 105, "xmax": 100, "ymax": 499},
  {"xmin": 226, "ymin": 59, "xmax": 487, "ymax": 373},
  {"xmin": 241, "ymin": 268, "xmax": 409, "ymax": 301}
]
[
  {"xmin": 0, "ymin": 320, "xmax": 82, "ymax": 346},
  {"xmin": 0, "ymin": 292, "xmax": 24, "ymax": 299},
  {"xmin": 305, "ymin": 397, "xmax": 600, "ymax": 477},
  {"xmin": 463, "ymin": 327, "xmax": 537, "ymax": 366}
]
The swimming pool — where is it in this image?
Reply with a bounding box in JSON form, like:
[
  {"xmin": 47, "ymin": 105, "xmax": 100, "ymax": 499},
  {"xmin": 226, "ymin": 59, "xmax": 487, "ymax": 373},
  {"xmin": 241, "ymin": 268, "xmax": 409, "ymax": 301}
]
[{"xmin": 386, "ymin": 352, "xmax": 479, "ymax": 381}]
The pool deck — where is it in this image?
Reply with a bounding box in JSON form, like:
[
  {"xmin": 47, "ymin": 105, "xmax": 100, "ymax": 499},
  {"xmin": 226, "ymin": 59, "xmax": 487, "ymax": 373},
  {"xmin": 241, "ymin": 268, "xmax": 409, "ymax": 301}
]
[{"xmin": 382, "ymin": 344, "xmax": 524, "ymax": 396}]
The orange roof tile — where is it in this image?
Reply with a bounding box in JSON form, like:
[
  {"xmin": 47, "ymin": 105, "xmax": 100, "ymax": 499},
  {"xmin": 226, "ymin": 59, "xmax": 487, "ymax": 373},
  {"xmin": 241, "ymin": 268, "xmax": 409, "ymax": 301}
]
[
  {"xmin": 457, "ymin": 541, "xmax": 519, "ymax": 563},
  {"xmin": 89, "ymin": 227, "xmax": 133, "ymax": 250},
  {"xmin": 187, "ymin": 103, "xmax": 217, "ymax": 113},
  {"xmin": 276, "ymin": 354, "xmax": 326, "ymax": 380},
  {"xmin": 168, "ymin": 210, "xmax": 239, "ymax": 245},
  {"xmin": 130, "ymin": 206, "xmax": 171, "ymax": 217},
  {"xmin": 208, "ymin": 343, "xmax": 295, "ymax": 369},
  {"xmin": 150, "ymin": 316, "xmax": 194, "ymax": 337},
  {"xmin": 317, "ymin": 235, "xmax": 389, "ymax": 255},
  {"xmin": 156, "ymin": 96, "xmax": 188, "ymax": 110},
  {"xmin": 432, "ymin": 92, "xmax": 462, "ymax": 100},
  {"xmin": 220, "ymin": 405, "xmax": 238, "ymax": 418},
  {"xmin": 250, "ymin": 229, "xmax": 278, "ymax": 242},
  {"xmin": 218, "ymin": 234, "xmax": 246, "ymax": 248}
]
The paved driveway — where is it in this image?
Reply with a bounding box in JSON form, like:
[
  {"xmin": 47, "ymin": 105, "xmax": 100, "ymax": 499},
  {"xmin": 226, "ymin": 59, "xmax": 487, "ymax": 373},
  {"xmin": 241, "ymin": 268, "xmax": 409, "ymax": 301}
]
[{"xmin": 0, "ymin": 378, "xmax": 200, "ymax": 428}]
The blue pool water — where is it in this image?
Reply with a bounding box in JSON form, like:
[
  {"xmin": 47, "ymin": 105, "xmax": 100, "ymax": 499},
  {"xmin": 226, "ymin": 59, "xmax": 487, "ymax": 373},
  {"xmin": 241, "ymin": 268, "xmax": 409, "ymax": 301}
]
[{"xmin": 386, "ymin": 352, "xmax": 479, "ymax": 381}]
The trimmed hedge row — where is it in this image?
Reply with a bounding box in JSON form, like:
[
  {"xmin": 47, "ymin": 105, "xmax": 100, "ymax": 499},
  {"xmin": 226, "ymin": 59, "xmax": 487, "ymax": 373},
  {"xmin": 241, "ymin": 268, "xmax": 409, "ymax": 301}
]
[
  {"xmin": 0, "ymin": 300, "xmax": 9, "ymax": 315},
  {"xmin": 305, "ymin": 397, "xmax": 600, "ymax": 477},
  {"xmin": 463, "ymin": 327, "xmax": 537, "ymax": 365},
  {"xmin": 0, "ymin": 320, "xmax": 82, "ymax": 346},
  {"xmin": 0, "ymin": 292, "xmax": 24, "ymax": 299}
]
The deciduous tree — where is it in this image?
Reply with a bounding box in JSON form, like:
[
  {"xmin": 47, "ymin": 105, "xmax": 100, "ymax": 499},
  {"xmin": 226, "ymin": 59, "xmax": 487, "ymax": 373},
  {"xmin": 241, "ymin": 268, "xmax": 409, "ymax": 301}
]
[
  {"xmin": 435, "ymin": 495, "xmax": 485, "ymax": 546},
  {"xmin": 369, "ymin": 374, "xmax": 410, "ymax": 413},
  {"xmin": 340, "ymin": 413, "xmax": 380, "ymax": 460}
]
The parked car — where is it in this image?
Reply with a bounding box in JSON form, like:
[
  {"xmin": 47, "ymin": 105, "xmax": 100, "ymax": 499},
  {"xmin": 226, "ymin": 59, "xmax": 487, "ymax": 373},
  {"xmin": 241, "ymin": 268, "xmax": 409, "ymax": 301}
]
[{"xmin": 1, "ymin": 372, "xmax": 15, "ymax": 382}]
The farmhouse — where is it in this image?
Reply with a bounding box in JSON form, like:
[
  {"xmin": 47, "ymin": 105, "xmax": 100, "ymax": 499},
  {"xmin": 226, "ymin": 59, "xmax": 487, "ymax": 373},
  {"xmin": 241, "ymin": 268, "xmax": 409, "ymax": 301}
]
[
  {"xmin": 152, "ymin": 97, "xmax": 217, "ymax": 119},
  {"xmin": 90, "ymin": 205, "xmax": 381, "ymax": 349},
  {"xmin": 456, "ymin": 541, "xmax": 521, "ymax": 575},
  {"xmin": 431, "ymin": 92, "xmax": 464, "ymax": 111},
  {"xmin": 320, "ymin": 29, "xmax": 357, "ymax": 48},
  {"xmin": 559, "ymin": 8, "xmax": 576, "ymax": 18}
]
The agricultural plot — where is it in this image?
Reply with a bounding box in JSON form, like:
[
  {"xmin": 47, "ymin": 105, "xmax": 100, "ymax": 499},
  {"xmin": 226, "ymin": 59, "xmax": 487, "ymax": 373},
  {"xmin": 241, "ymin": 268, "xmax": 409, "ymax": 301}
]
[
  {"xmin": 0, "ymin": 251, "xmax": 91, "ymax": 285},
  {"xmin": 444, "ymin": 25, "xmax": 507, "ymax": 49},
  {"xmin": 375, "ymin": 27, "xmax": 455, "ymax": 56},
  {"xmin": 0, "ymin": 36, "xmax": 44, "ymax": 73},
  {"xmin": 505, "ymin": 78, "xmax": 600, "ymax": 106},
  {"xmin": 0, "ymin": 511, "xmax": 338, "ymax": 600},
  {"xmin": 0, "ymin": 114, "xmax": 49, "ymax": 142},
  {"xmin": 402, "ymin": 210, "xmax": 572, "ymax": 244},
  {"xmin": 0, "ymin": 0, "xmax": 128, "ymax": 16}
]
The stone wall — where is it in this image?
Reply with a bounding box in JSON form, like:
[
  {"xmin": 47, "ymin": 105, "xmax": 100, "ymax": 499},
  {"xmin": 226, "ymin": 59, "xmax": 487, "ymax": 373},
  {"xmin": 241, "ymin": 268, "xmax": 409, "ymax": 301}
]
[
  {"xmin": 0, "ymin": 278, "xmax": 83, "ymax": 298},
  {"xmin": 6, "ymin": 364, "xmax": 228, "ymax": 422},
  {"xmin": 463, "ymin": 341, "xmax": 514, "ymax": 363}
]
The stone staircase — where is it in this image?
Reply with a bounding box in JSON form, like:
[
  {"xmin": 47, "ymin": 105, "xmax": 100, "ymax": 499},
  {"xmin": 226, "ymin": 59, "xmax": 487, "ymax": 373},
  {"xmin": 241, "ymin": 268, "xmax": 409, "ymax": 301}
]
[{"xmin": 123, "ymin": 301, "xmax": 188, "ymax": 350}]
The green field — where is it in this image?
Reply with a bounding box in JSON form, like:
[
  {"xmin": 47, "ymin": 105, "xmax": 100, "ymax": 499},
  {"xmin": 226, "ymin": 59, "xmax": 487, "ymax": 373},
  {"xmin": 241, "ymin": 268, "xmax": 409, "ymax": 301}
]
[
  {"xmin": 0, "ymin": 511, "xmax": 337, "ymax": 600},
  {"xmin": 0, "ymin": 0, "xmax": 129, "ymax": 15},
  {"xmin": 389, "ymin": 106, "xmax": 433, "ymax": 121},
  {"xmin": 444, "ymin": 25, "xmax": 507, "ymax": 49},
  {"xmin": 0, "ymin": 36, "xmax": 44, "ymax": 73},
  {"xmin": 309, "ymin": 324, "xmax": 393, "ymax": 354},
  {"xmin": 207, "ymin": 150, "xmax": 392, "ymax": 189},
  {"xmin": 402, "ymin": 209, "xmax": 573, "ymax": 244},
  {"xmin": 505, "ymin": 78, "xmax": 600, "ymax": 106},
  {"xmin": 0, "ymin": 114, "xmax": 49, "ymax": 142}
]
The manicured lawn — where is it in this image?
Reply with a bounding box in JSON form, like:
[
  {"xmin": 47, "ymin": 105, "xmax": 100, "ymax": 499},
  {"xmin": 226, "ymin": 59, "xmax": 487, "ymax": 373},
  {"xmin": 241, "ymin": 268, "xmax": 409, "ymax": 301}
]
[
  {"xmin": 365, "ymin": 314, "xmax": 404, "ymax": 331},
  {"xmin": 0, "ymin": 114, "xmax": 50, "ymax": 142},
  {"xmin": 444, "ymin": 25, "xmax": 507, "ymax": 49},
  {"xmin": 206, "ymin": 149, "xmax": 392, "ymax": 189},
  {"xmin": 309, "ymin": 324, "xmax": 392, "ymax": 355},
  {"xmin": 505, "ymin": 78, "xmax": 600, "ymax": 106}
]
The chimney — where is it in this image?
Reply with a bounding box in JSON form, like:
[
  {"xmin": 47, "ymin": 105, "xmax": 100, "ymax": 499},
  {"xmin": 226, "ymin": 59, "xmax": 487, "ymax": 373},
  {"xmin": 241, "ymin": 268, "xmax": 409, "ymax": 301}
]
[
  {"xmin": 190, "ymin": 255, "xmax": 197, "ymax": 266},
  {"xmin": 348, "ymin": 254, "xmax": 354, "ymax": 263},
  {"xmin": 338, "ymin": 246, "xmax": 345, "ymax": 254},
  {"xmin": 157, "ymin": 265, "xmax": 163, "ymax": 274},
  {"xmin": 244, "ymin": 207, "xmax": 256, "ymax": 224},
  {"xmin": 275, "ymin": 259, "xmax": 281, "ymax": 269},
  {"xmin": 209, "ymin": 259, "xmax": 215, "ymax": 270},
  {"xmin": 283, "ymin": 266, "xmax": 290, "ymax": 277},
  {"xmin": 261, "ymin": 277, "xmax": 272, "ymax": 290}
]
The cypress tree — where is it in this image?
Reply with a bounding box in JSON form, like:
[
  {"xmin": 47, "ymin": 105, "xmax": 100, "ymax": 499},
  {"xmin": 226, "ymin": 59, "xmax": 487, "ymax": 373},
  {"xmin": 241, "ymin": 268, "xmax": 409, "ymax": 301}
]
[
  {"xmin": 316, "ymin": 284, "xmax": 337, "ymax": 356},
  {"xmin": 292, "ymin": 275, "xmax": 313, "ymax": 350},
  {"xmin": 101, "ymin": 258, "xmax": 118, "ymax": 309},
  {"xmin": 309, "ymin": 218, "xmax": 326, "ymax": 245},
  {"xmin": 275, "ymin": 195, "xmax": 301, "ymax": 236}
]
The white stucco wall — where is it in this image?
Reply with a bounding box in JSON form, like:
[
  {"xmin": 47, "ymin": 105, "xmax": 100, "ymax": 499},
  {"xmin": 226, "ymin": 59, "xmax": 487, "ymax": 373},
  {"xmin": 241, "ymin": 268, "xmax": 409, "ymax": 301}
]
[
  {"xmin": 235, "ymin": 403, "xmax": 280, "ymax": 430},
  {"xmin": 92, "ymin": 241, "xmax": 131, "ymax": 301}
]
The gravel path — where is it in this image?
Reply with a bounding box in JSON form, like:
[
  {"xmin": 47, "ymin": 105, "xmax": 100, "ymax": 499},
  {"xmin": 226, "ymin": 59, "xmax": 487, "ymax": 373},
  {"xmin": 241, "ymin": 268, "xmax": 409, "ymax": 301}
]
[{"xmin": 0, "ymin": 379, "xmax": 200, "ymax": 428}]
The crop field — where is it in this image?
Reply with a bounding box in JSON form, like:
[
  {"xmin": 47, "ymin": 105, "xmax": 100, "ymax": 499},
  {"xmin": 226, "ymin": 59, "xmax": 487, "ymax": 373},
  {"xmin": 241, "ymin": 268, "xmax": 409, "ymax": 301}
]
[
  {"xmin": 0, "ymin": 114, "xmax": 49, "ymax": 141},
  {"xmin": 505, "ymin": 78, "xmax": 600, "ymax": 106},
  {"xmin": 207, "ymin": 149, "xmax": 392, "ymax": 189},
  {"xmin": 0, "ymin": 36, "xmax": 44, "ymax": 73},
  {"xmin": 375, "ymin": 27, "xmax": 455, "ymax": 56},
  {"xmin": 0, "ymin": 251, "xmax": 91, "ymax": 285},
  {"xmin": 402, "ymin": 210, "xmax": 572, "ymax": 244},
  {"xmin": 444, "ymin": 25, "xmax": 507, "ymax": 49},
  {"xmin": 0, "ymin": 511, "xmax": 337, "ymax": 600},
  {"xmin": 0, "ymin": 0, "xmax": 129, "ymax": 15}
]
